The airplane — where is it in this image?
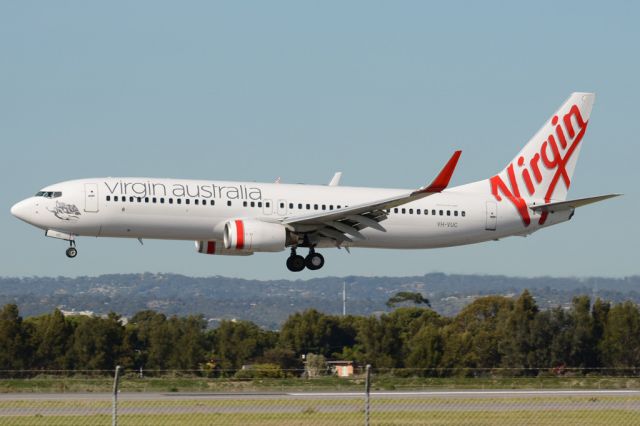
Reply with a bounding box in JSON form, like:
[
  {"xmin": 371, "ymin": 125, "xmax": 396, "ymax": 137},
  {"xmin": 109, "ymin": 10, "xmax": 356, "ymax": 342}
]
[{"xmin": 10, "ymin": 92, "xmax": 620, "ymax": 272}]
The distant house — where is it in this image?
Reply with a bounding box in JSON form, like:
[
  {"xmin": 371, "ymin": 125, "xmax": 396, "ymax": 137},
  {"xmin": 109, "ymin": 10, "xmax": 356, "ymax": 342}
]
[{"xmin": 327, "ymin": 360, "xmax": 354, "ymax": 378}]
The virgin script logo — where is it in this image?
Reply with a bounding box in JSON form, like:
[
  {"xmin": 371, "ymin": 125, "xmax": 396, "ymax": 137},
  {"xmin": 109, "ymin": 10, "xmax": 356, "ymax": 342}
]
[{"xmin": 489, "ymin": 104, "xmax": 588, "ymax": 226}]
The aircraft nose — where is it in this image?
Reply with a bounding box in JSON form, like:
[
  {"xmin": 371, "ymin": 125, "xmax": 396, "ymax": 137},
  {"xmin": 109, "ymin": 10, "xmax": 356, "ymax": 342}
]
[{"xmin": 10, "ymin": 199, "xmax": 31, "ymax": 222}]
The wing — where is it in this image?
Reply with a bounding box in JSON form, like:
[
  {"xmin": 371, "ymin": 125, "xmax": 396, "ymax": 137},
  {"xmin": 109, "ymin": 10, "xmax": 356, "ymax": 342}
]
[{"xmin": 282, "ymin": 151, "xmax": 462, "ymax": 244}]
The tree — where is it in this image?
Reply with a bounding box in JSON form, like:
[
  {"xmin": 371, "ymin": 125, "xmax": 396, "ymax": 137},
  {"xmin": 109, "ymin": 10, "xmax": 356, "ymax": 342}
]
[
  {"xmin": 212, "ymin": 320, "xmax": 274, "ymax": 370},
  {"xmin": 386, "ymin": 292, "xmax": 431, "ymax": 308},
  {"xmin": 0, "ymin": 304, "xmax": 30, "ymax": 369},
  {"xmin": 441, "ymin": 296, "xmax": 512, "ymax": 371},
  {"xmin": 279, "ymin": 310, "xmax": 356, "ymax": 358},
  {"xmin": 27, "ymin": 309, "xmax": 72, "ymax": 370},
  {"xmin": 69, "ymin": 313, "xmax": 125, "ymax": 370},
  {"xmin": 405, "ymin": 324, "xmax": 443, "ymax": 372},
  {"xmin": 499, "ymin": 290, "xmax": 539, "ymax": 373},
  {"xmin": 600, "ymin": 301, "xmax": 640, "ymax": 372}
]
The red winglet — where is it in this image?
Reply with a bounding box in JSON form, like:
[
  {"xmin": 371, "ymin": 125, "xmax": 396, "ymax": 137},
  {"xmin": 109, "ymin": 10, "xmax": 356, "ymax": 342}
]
[{"xmin": 416, "ymin": 150, "xmax": 462, "ymax": 193}]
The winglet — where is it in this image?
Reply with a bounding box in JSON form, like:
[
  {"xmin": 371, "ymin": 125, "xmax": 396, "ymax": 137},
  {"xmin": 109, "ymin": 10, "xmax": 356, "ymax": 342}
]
[{"xmin": 414, "ymin": 150, "xmax": 462, "ymax": 194}]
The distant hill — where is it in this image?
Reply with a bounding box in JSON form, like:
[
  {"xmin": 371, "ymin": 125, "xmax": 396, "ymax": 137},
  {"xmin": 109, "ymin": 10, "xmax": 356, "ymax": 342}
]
[{"xmin": 1, "ymin": 273, "xmax": 638, "ymax": 329}]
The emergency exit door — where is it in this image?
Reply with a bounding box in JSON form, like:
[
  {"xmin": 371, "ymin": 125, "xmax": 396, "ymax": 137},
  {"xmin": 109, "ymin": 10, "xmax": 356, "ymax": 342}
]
[{"xmin": 485, "ymin": 201, "xmax": 497, "ymax": 231}]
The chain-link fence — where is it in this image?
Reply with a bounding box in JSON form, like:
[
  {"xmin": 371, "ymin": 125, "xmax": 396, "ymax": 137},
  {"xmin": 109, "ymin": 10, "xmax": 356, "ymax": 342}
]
[{"xmin": 1, "ymin": 368, "xmax": 640, "ymax": 425}]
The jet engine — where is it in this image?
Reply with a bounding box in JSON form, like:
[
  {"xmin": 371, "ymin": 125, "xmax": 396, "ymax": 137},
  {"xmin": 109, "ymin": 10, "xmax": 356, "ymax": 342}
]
[
  {"xmin": 195, "ymin": 240, "xmax": 253, "ymax": 256},
  {"xmin": 223, "ymin": 219, "xmax": 294, "ymax": 252}
]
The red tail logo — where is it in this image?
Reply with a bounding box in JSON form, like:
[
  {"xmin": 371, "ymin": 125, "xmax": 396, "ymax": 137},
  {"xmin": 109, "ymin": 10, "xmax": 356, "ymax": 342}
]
[{"xmin": 490, "ymin": 104, "xmax": 588, "ymax": 226}]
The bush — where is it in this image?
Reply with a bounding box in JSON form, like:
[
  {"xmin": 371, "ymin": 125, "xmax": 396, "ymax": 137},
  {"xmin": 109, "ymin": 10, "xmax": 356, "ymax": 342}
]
[{"xmin": 233, "ymin": 363, "xmax": 285, "ymax": 379}]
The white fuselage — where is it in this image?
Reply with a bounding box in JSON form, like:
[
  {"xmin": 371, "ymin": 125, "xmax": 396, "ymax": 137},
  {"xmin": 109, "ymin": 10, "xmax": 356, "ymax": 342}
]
[{"xmin": 10, "ymin": 177, "xmax": 571, "ymax": 250}]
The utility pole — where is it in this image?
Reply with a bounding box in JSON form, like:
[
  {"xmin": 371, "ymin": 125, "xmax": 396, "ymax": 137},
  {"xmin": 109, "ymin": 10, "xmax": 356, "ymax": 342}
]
[{"xmin": 343, "ymin": 281, "xmax": 347, "ymax": 316}]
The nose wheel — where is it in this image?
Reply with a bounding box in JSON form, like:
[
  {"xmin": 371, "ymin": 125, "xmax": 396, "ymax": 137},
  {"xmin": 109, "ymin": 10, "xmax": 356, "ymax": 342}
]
[
  {"xmin": 286, "ymin": 248, "xmax": 324, "ymax": 272},
  {"xmin": 65, "ymin": 241, "xmax": 78, "ymax": 258}
]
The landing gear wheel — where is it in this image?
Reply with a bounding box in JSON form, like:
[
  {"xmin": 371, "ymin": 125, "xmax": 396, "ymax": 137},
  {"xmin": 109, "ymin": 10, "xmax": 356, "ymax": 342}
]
[
  {"xmin": 305, "ymin": 252, "xmax": 325, "ymax": 270},
  {"xmin": 286, "ymin": 254, "xmax": 305, "ymax": 272},
  {"xmin": 66, "ymin": 247, "xmax": 78, "ymax": 258}
]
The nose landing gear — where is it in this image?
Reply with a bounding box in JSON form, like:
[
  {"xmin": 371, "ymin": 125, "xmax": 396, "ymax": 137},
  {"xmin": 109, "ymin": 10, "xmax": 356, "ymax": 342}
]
[
  {"xmin": 65, "ymin": 241, "xmax": 77, "ymax": 258},
  {"xmin": 286, "ymin": 247, "xmax": 325, "ymax": 272}
]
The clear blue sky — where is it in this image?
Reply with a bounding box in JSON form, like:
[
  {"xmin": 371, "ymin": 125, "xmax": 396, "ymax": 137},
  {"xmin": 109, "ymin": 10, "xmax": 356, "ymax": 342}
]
[{"xmin": 1, "ymin": 1, "xmax": 637, "ymax": 279}]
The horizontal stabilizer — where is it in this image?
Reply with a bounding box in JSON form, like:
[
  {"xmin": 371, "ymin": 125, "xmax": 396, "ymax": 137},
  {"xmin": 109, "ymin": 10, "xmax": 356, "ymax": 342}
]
[{"xmin": 530, "ymin": 194, "xmax": 621, "ymax": 213}]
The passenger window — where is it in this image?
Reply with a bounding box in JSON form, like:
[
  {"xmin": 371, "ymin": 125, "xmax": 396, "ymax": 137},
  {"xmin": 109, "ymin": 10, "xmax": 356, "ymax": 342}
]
[
  {"xmin": 314, "ymin": 204, "xmax": 318, "ymax": 210},
  {"xmin": 454, "ymin": 211, "xmax": 458, "ymax": 216},
  {"xmin": 416, "ymin": 209, "xmax": 421, "ymax": 215},
  {"xmin": 439, "ymin": 210, "xmax": 443, "ymax": 215},
  {"xmin": 432, "ymin": 209, "xmax": 436, "ymax": 215},
  {"xmin": 394, "ymin": 208, "xmax": 398, "ymax": 213},
  {"xmin": 152, "ymin": 198, "xmax": 157, "ymax": 203},
  {"xmin": 322, "ymin": 205, "xmax": 326, "ymax": 210},
  {"xmin": 447, "ymin": 210, "xmax": 450, "ymax": 216},
  {"xmin": 462, "ymin": 211, "xmax": 466, "ymax": 217},
  {"xmin": 137, "ymin": 197, "xmax": 142, "ymax": 203},
  {"xmin": 114, "ymin": 196, "xmax": 118, "ymax": 201},
  {"xmin": 106, "ymin": 196, "xmax": 111, "ymax": 201},
  {"xmin": 337, "ymin": 205, "xmax": 341, "ymax": 209},
  {"xmin": 424, "ymin": 209, "xmax": 428, "ymax": 215},
  {"xmin": 243, "ymin": 201, "xmax": 247, "ymax": 207},
  {"xmin": 169, "ymin": 198, "xmax": 173, "ymax": 204},
  {"xmin": 145, "ymin": 197, "xmax": 149, "ymax": 203},
  {"xmin": 194, "ymin": 199, "xmax": 199, "ymax": 205},
  {"xmin": 409, "ymin": 209, "xmax": 413, "ymax": 214},
  {"xmin": 250, "ymin": 201, "xmax": 255, "ymax": 207},
  {"xmin": 306, "ymin": 204, "xmax": 310, "ymax": 209},
  {"xmin": 129, "ymin": 197, "xmax": 134, "ymax": 202},
  {"xmin": 227, "ymin": 201, "xmax": 232, "ymax": 206},
  {"xmin": 185, "ymin": 199, "xmax": 190, "ymax": 205},
  {"xmin": 330, "ymin": 205, "xmax": 334, "ymax": 210},
  {"xmin": 289, "ymin": 203, "xmax": 293, "ymax": 209},
  {"xmin": 266, "ymin": 202, "xmax": 270, "ymax": 208},
  {"xmin": 210, "ymin": 200, "xmax": 214, "ymax": 206},
  {"xmin": 258, "ymin": 202, "xmax": 263, "ymax": 208},
  {"xmin": 298, "ymin": 203, "xmax": 303, "ymax": 209},
  {"xmin": 280, "ymin": 202, "xmax": 284, "ymax": 209},
  {"xmin": 177, "ymin": 199, "xmax": 182, "ymax": 204},
  {"xmin": 402, "ymin": 208, "xmax": 406, "ymax": 214}
]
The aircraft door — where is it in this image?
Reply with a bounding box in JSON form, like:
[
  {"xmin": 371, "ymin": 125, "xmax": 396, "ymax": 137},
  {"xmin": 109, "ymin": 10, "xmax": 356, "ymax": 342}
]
[
  {"xmin": 263, "ymin": 199, "xmax": 273, "ymax": 215},
  {"xmin": 485, "ymin": 201, "xmax": 497, "ymax": 231},
  {"xmin": 84, "ymin": 183, "xmax": 99, "ymax": 213},
  {"xmin": 277, "ymin": 199, "xmax": 287, "ymax": 216}
]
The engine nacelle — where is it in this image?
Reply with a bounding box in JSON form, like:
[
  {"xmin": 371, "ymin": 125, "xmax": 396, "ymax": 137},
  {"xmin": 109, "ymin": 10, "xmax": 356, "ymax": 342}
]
[
  {"xmin": 223, "ymin": 219, "xmax": 290, "ymax": 252},
  {"xmin": 195, "ymin": 240, "xmax": 253, "ymax": 256}
]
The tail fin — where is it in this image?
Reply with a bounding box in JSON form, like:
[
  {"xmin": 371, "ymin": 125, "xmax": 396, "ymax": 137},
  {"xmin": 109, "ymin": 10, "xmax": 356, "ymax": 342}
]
[{"xmin": 490, "ymin": 92, "xmax": 595, "ymax": 205}]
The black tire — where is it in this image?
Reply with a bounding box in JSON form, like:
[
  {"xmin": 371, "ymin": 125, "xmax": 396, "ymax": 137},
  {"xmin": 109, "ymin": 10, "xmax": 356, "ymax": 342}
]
[
  {"xmin": 305, "ymin": 252, "xmax": 325, "ymax": 270},
  {"xmin": 66, "ymin": 247, "xmax": 78, "ymax": 258},
  {"xmin": 286, "ymin": 255, "xmax": 305, "ymax": 272}
]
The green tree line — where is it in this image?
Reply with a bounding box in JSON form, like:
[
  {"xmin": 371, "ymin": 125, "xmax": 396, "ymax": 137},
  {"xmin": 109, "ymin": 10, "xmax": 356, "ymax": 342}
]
[{"xmin": 1, "ymin": 290, "xmax": 640, "ymax": 375}]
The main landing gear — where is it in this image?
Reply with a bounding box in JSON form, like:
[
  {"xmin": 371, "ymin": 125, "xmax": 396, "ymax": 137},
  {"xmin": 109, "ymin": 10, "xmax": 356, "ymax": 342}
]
[
  {"xmin": 286, "ymin": 247, "xmax": 324, "ymax": 272},
  {"xmin": 65, "ymin": 241, "xmax": 77, "ymax": 258}
]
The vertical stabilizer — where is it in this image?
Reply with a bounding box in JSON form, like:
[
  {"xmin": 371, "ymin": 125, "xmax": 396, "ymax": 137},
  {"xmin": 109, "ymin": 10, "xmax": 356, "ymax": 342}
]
[{"xmin": 487, "ymin": 92, "xmax": 595, "ymax": 226}]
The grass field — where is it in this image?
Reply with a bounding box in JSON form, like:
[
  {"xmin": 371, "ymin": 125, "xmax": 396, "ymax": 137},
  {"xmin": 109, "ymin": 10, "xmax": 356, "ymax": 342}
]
[
  {"xmin": 2, "ymin": 409, "xmax": 640, "ymax": 426},
  {"xmin": 2, "ymin": 374, "xmax": 640, "ymax": 393}
]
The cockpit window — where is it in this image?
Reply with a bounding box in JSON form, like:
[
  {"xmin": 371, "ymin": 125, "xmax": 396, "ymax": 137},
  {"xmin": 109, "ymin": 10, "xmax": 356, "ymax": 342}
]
[{"xmin": 35, "ymin": 191, "xmax": 62, "ymax": 198}]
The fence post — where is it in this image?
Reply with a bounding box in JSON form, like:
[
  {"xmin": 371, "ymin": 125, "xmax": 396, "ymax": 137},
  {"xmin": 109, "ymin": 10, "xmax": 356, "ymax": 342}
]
[
  {"xmin": 364, "ymin": 364, "xmax": 371, "ymax": 426},
  {"xmin": 112, "ymin": 365, "xmax": 122, "ymax": 426}
]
